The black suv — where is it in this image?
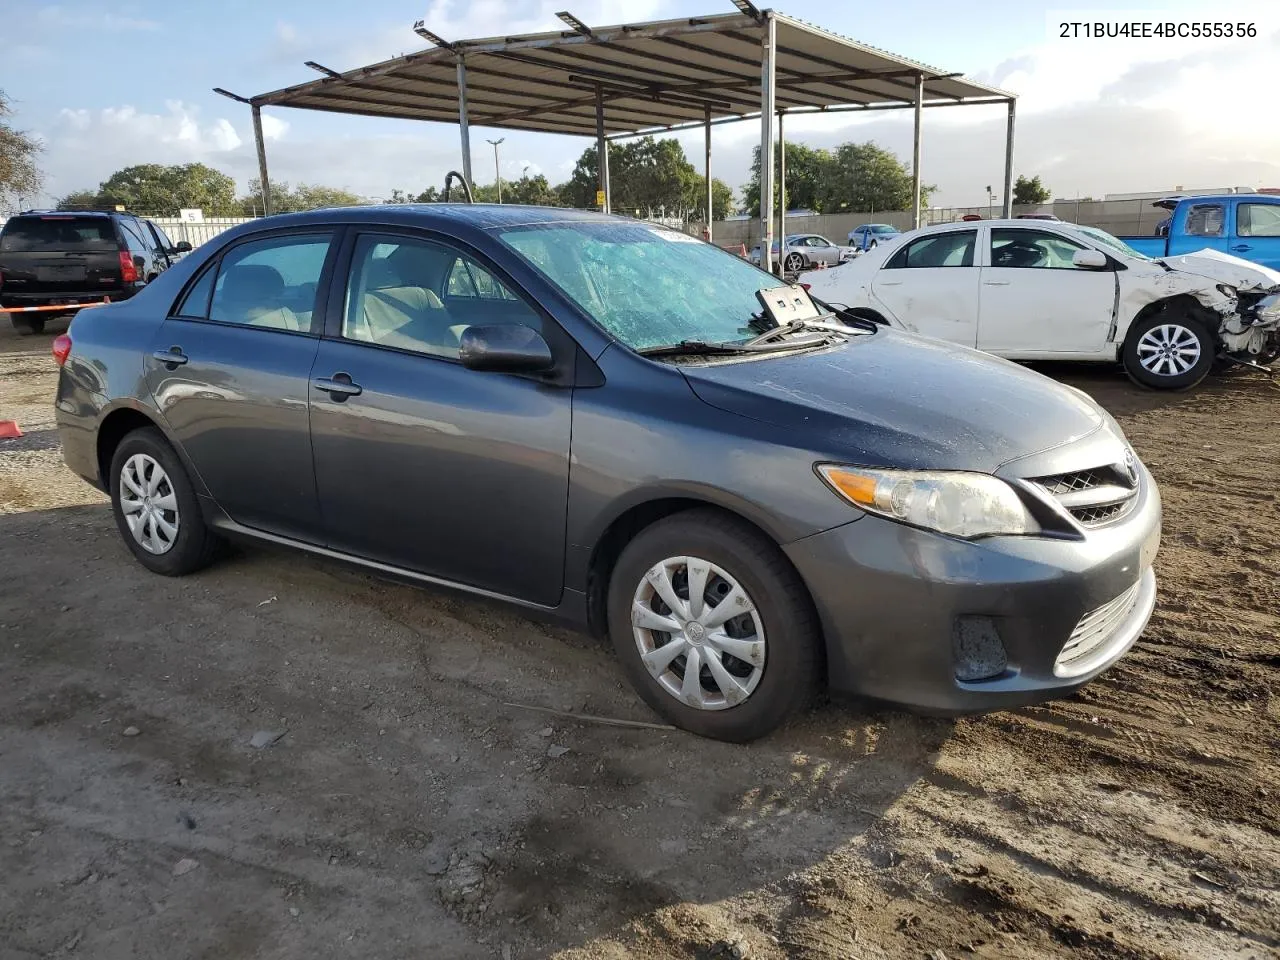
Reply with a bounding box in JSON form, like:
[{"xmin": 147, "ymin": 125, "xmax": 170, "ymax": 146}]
[{"xmin": 0, "ymin": 210, "xmax": 191, "ymax": 333}]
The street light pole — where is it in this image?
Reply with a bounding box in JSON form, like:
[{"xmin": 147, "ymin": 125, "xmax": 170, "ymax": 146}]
[{"xmin": 487, "ymin": 138, "xmax": 505, "ymax": 203}]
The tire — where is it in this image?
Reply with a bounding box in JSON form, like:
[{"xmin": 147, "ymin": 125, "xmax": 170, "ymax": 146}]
[
  {"xmin": 1122, "ymin": 309, "xmax": 1214, "ymax": 390},
  {"xmin": 606, "ymin": 509, "xmax": 821, "ymax": 742},
  {"xmin": 11, "ymin": 316, "xmax": 44, "ymax": 335},
  {"xmin": 868, "ymin": 239, "xmax": 878, "ymax": 250},
  {"xmin": 784, "ymin": 252, "xmax": 805, "ymax": 273},
  {"xmin": 108, "ymin": 426, "xmax": 220, "ymax": 576}
]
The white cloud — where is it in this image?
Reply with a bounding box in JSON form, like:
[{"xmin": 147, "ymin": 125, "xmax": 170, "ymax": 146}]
[{"xmin": 37, "ymin": 5, "xmax": 159, "ymax": 32}]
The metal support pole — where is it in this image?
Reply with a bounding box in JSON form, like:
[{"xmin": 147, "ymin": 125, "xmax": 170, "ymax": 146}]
[
  {"xmin": 777, "ymin": 111, "xmax": 786, "ymax": 269},
  {"xmin": 911, "ymin": 73, "xmax": 923, "ymax": 229},
  {"xmin": 1002, "ymin": 98, "xmax": 1016, "ymax": 218},
  {"xmin": 251, "ymin": 105, "xmax": 271, "ymax": 216},
  {"xmin": 704, "ymin": 106, "xmax": 713, "ymax": 240},
  {"xmin": 487, "ymin": 137, "xmax": 504, "ymax": 202},
  {"xmin": 595, "ymin": 84, "xmax": 611, "ymax": 213},
  {"xmin": 456, "ymin": 56, "xmax": 473, "ymax": 187},
  {"xmin": 759, "ymin": 15, "xmax": 776, "ymax": 273}
]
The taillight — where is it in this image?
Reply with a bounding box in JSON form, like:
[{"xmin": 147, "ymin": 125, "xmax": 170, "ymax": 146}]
[
  {"xmin": 119, "ymin": 251, "xmax": 139, "ymax": 283},
  {"xmin": 800, "ymin": 282, "xmax": 812, "ymax": 291},
  {"xmin": 52, "ymin": 334, "xmax": 73, "ymax": 367}
]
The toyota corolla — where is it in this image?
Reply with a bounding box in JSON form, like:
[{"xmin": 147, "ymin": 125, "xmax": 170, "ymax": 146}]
[{"xmin": 53, "ymin": 205, "xmax": 1161, "ymax": 741}]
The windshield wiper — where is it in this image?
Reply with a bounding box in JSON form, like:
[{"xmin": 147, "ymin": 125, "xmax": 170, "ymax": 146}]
[
  {"xmin": 742, "ymin": 317, "xmax": 865, "ymax": 348},
  {"xmin": 637, "ymin": 339, "xmax": 756, "ymax": 358}
]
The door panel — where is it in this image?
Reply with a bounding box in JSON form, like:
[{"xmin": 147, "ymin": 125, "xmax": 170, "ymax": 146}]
[
  {"xmin": 870, "ymin": 229, "xmax": 980, "ymax": 347},
  {"xmin": 978, "ymin": 229, "xmax": 1116, "ymax": 355},
  {"xmin": 146, "ymin": 321, "xmax": 322, "ymax": 538},
  {"xmin": 308, "ymin": 341, "xmax": 573, "ymax": 605}
]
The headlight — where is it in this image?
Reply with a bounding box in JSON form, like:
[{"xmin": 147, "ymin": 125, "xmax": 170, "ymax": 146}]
[
  {"xmin": 817, "ymin": 464, "xmax": 1040, "ymax": 539},
  {"xmin": 1217, "ymin": 283, "xmax": 1239, "ymax": 299}
]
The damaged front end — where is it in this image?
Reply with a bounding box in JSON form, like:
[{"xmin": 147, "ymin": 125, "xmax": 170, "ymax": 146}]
[{"xmin": 1212, "ymin": 288, "xmax": 1280, "ymax": 370}]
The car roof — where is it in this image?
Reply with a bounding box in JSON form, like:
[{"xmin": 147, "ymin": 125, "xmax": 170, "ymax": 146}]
[{"xmin": 248, "ymin": 203, "xmax": 618, "ymax": 233}]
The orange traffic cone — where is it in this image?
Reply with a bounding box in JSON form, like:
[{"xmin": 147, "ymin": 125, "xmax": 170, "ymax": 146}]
[
  {"xmin": 737, "ymin": 243, "xmax": 748, "ymax": 258},
  {"xmin": 0, "ymin": 420, "xmax": 22, "ymax": 440}
]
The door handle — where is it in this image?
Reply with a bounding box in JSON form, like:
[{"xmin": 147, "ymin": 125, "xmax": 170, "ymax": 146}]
[
  {"xmin": 152, "ymin": 348, "xmax": 188, "ymax": 366},
  {"xmin": 983, "ymin": 280, "xmax": 1011, "ymax": 286},
  {"xmin": 878, "ymin": 280, "xmax": 903, "ymax": 286},
  {"xmin": 1231, "ymin": 244, "xmax": 1252, "ymax": 252},
  {"xmin": 313, "ymin": 373, "xmax": 362, "ymax": 400}
]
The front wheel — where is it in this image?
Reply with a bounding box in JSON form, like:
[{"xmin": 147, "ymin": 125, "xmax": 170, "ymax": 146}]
[
  {"xmin": 109, "ymin": 426, "xmax": 221, "ymax": 576},
  {"xmin": 868, "ymin": 239, "xmax": 878, "ymax": 250},
  {"xmin": 607, "ymin": 509, "xmax": 821, "ymax": 742},
  {"xmin": 1122, "ymin": 311, "xmax": 1214, "ymax": 390},
  {"xmin": 783, "ymin": 252, "xmax": 805, "ymax": 273}
]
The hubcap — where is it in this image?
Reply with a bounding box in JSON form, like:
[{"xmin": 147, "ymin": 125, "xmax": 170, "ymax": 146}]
[
  {"xmin": 786, "ymin": 254, "xmax": 802, "ymax": 271},
  {"xmin": 1137, "ymin": 323, "xmax": 1200, "ymax": 376},
  {"xmin": 119, "ymin": 453, "xmax": 179, "ymax": 555},
  {"xmin": 631, "ymin": 556, "xmax": 766, "ymax": 711}
]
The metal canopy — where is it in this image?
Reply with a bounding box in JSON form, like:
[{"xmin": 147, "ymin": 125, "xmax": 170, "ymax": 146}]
[
  {"xmin": 220, "ymin": 6, "xmax": 1017, "ymax": 270},
  {"xmin": 249, "ymin": 11, "xmax": 1010, "ymax": 137}
]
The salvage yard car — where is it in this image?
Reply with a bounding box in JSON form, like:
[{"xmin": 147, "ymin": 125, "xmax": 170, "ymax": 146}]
[
  {"xmin": 800, "ymin": 218, "xmax": 1280, "ymax": 389},
  {"xmin": 748, "ymin": 233, "xmax": 856, "ymax": 272},
  {"xmin": 0, "ymin": 209, "xmax": 192, "ymax": 333},
  {"xmin": 54, "ymin": 205, "xmax": 1161, "ymax": 742},
  {"xmin": 1121, "ymin": 194, "xmax": 1280, "ymax": 270}
]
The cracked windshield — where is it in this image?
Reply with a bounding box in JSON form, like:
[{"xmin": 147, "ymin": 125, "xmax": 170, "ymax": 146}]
[{"xmin": 498, "ymin": 222, "xmax": 783, "ymax": 349}]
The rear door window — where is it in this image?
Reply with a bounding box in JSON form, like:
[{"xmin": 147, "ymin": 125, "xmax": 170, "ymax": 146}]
[
  {"xmin": 118, "ymin": 219, "xmax": 152, "ymax": 258},
  {"xmin": 204, "ymin": 234, "xmax": 332, "ymax": 333},
  {"xmin": 0, "ymin": 216, "xmax": 119, "ymax": 252},
  {"xmin": 885, "ymin": 230, "xmax": 976, "ymax": 269},
  {"xmin": 1185, "ymin": 203, "xmax": 1225, "ymax": 237}
]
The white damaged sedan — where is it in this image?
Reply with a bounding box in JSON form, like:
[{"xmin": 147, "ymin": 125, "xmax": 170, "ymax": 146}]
[{"xmin": 800, "ymin": 219, "xmax": 1280, "ymax": 389}]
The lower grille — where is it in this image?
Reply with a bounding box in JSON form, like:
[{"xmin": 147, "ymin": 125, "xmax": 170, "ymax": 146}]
[{"xmin": 1056, "ymin": 579, "xmax": 1142, "ymax": 672}]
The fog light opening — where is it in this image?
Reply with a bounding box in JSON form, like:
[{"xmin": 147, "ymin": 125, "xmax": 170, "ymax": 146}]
[{"xmin": 952, "ymin": 617, "xmax": 1008, "ymax": 682}]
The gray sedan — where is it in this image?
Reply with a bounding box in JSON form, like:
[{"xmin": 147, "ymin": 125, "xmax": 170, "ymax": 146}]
[
  {"xmin": 52, "ymin": 204, "xmax": 1160, "ymax": 741},
  {"xmin": 749, "ymin": 233, "xmax": 857, "ymax": 272}
]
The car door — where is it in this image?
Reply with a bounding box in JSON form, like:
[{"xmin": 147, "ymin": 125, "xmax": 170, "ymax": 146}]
[
  {"xmin": 308, "ymin": 229, "xmax": 573, "ymax": 606},
  {"xmin": 869, "ymin": 228, "xmax": 980, "ymax": 347},
  {"xmin": 977, "ymin": 227, "xmax": 1117, "ymax": 356},
  {"xmin": 809, "ymin": 236, "xmax": 840, "ymax": 265},
  {"xmin": 1233, "ymin": 201, "xmax": 1280, "ymax": 270},
  {"xmin": 145, "ymin": 220, "xmax": 178, "ymax": 269},
  {"xmin": 144, "ymin": 229, "xmax": 336, "ymax": 541}
]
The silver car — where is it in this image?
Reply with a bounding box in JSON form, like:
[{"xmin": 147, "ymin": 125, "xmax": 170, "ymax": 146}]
[{"xmin": 750, "ymin": 234, "xmax": 856, "ymax": 272}]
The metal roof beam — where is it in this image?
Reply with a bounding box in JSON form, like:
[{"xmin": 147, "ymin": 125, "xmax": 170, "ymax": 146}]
[{"xmin": 451, "ymin": 13, "xmax": 753, "ymax": 54}]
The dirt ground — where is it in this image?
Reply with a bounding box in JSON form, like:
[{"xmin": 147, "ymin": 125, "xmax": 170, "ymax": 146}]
[{"xmin": 1, "ymin": 317, "xmax": 1277, "ymax": 960}]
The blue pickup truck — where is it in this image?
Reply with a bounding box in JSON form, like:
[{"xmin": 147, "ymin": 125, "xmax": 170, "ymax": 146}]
[{"xmin": 1120, "ymin": 194, "xmax": 1280, "ymax": 270}]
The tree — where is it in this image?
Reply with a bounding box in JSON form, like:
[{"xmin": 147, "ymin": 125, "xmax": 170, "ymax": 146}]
[
  {"xmin": 0, "ymin": 89, "xmax": 42, "ymax": 210},
  {"xmin": 79, "ymin": 163, "xmax": 239, "ymax": 215},
  {"xmin": 55, "ymin": 190, "xmax": 104, "ymax": 211},
  {"xmin": 561, "ymin": 136, "xmax": 701, "ymax": 215},
  {"xmin": 819, "ymin": 142, "xmax": 932, "ymax": 214},
  {"xmin": 743, "ymin": 140, "xmax": 931, "ymax": 216},
  {"xmin": 1012, "ymin": 174, "xmax": 1051, "ymax": 206},
  {"xmin": 238, "ymin": 180, "xmax": 363, "ymax": 214},
  {"xmin": 470, "ymin": 173, "xmax": 561, "ymax": 206}
]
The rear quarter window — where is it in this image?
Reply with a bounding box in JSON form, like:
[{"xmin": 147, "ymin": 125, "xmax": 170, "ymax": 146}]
[{"xmin": 0, "ymin": 217, "xmax": 119, "ymax": 252}]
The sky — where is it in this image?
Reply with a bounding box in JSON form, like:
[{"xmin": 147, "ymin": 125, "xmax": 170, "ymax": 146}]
[{"xmin": 3, "ymin": 0, "xmax": 1278, "ymax": 210}]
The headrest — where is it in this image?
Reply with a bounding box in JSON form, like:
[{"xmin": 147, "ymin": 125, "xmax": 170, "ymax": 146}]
[{"xmin": 221, "ymin": 264, "xmax": 284, "ymax": 302}]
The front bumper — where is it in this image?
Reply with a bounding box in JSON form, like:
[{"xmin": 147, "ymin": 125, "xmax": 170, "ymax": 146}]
[{"xmin": 784, "ymin": 469, "xmax": 1161, "ymax": 712}]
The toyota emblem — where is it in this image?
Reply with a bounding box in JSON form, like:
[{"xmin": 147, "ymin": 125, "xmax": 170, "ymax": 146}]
[{"xmin": 1122, "ymin": 447, "xmax": 1138, "ymax": 485}]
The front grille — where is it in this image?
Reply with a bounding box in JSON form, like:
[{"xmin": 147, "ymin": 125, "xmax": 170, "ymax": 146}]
[
  {"xmin": 1056, "ymin": 579, "xmax": 1142, "ymax": 673},
  {"xmin": 1036, "ymin": 469, "xmax": 1107, "ymax": 496},
  {"xmin": 1030, "ymin": 460, "xmax": 1139, "ymax": 529}
]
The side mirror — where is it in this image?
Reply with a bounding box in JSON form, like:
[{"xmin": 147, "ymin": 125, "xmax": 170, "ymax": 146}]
[
  {"xmin": 174, "ymin": 241, "xmax": 193, "ymax": 253},
  {"xmin": 458, "ymin": 324, "xmax": 554, "ymax": 373},
  {"xmin": 1073, "ymin": 249, "xmax": 1109, "ymax": 270}
]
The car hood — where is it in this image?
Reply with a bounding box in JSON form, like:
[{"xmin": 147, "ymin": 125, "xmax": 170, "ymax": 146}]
[
  {"xmin": 679, "ymin": 329, "xmax": 1104, "ymax": 473},
  {"xmin": 1154, "ymin": 248, "xmax": 1280, "ymax": 292}
]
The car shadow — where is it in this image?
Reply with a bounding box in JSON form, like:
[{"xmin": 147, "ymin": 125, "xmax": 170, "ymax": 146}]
[
  {"xmin": 1027, "ymin": 360, "xmax": 1276, "ymax": 417},
  {"xmin": 0, "ymin": 502, "xmax": 950, "ymax": 958}
]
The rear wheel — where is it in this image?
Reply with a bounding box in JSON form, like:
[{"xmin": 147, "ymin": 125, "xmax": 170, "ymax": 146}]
[
  {"xmin": 784, "ymin": 252, "xmax": 805, "ymax": 273},
  {"xmin": 109, "ymin": 427, "xmax": 221, "ymax": 576},
  {"xmin": 1122, "ymin": 310, "xmax": 1214, "ymax": 390},
  {"xmin": 607, "ymin": 509, "xmax": 821, "ymax": 742},
  {"xmin": 11, "ymin": 316, "xmax": 45, "ymax": 335}
]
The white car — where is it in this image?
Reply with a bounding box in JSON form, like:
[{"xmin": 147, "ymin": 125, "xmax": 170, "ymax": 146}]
[{"xmin": 799, "ymin": 219, "xmax": 1280, "ymax": 389}]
